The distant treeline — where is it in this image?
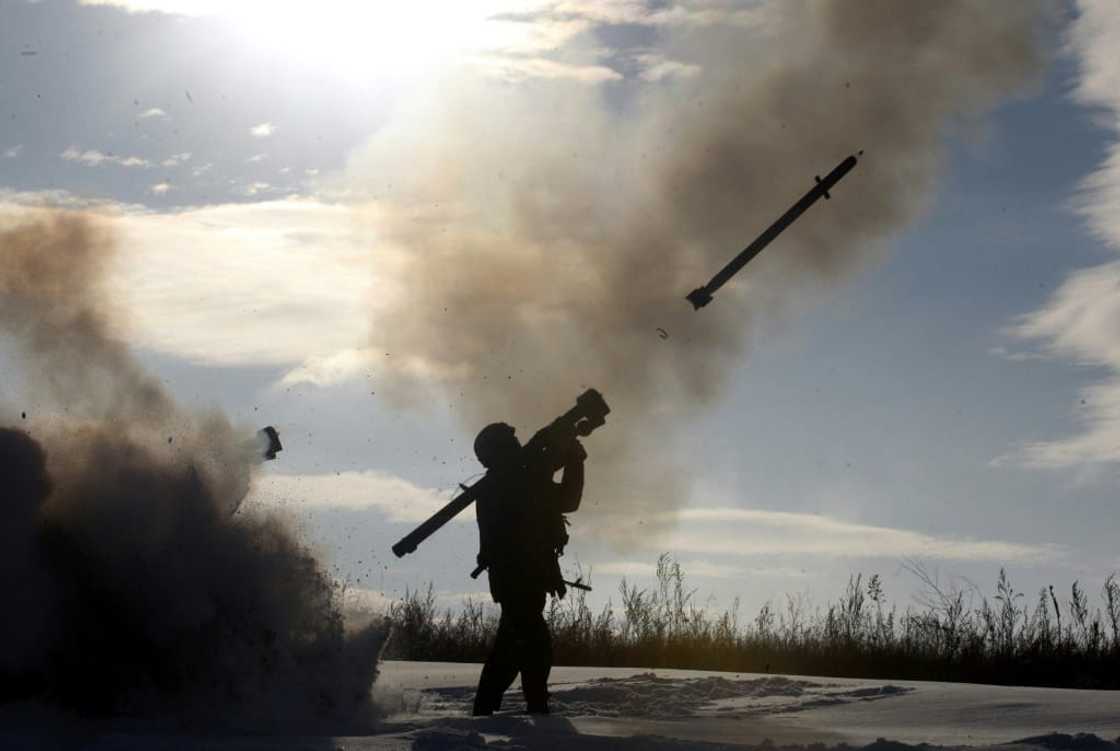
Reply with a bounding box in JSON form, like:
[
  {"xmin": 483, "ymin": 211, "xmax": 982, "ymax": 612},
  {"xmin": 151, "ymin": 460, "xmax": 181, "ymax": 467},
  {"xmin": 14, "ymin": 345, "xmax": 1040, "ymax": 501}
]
[{"xmin": 379, "ymin": 555, "xmax": 1120, "ymax": 690}]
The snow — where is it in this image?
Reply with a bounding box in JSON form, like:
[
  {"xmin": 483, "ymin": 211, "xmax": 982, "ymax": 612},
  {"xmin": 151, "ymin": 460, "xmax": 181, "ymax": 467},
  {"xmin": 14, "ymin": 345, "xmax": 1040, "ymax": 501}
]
[{"xmin": 5, "ymin": 661, "xmax": 1120, "ymax": 749}]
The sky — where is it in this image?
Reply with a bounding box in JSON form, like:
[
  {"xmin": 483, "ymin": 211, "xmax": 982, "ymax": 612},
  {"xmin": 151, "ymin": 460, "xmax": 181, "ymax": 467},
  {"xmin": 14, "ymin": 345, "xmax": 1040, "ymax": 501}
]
[{"xmin": 2, "ymin": 0, "xmax": 1120, "ymax": 620}]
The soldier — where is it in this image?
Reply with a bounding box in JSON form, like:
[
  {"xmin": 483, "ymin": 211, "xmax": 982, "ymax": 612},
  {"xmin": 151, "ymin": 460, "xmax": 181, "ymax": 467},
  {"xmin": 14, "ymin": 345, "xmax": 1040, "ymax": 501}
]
[{"xmin": 471, "ymin": 420, "xmax": 586, "ymax": 716}]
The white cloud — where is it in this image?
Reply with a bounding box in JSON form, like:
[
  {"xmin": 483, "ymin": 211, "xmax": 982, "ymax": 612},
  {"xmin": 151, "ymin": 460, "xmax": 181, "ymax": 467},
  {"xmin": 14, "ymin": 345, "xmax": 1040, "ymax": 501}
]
[
  {"xmin": 596, "ymin": 559, "xmax": 801, "ymax": 579},
  {"xmin": 987, "ymin": 345, "xmax": 1048, "ymax": 363},
  {"xmin": 149, "ymin": 182, "xmax": 172, "ymax": 194},
  {"xmin": 246, "ymin": 153, "xmax": 268, "ymax": 163},
  {"xmin": 97, "ymin": 197, "xmax": 378, "ymax": 366},
  {"xmin": 248, "ymin": 470, "xmax": 461, "ymax": 523},
  {"xmin": 1002, "ymin": 0, "xmax": 1120, "ymax": 469},
  {"xmin": 137, "ymin": 107, "xmax": 169, "ymax": 120},
  {"xmin": 3, "ymin": 145, "xmax": 23, "ymax": 159},
  {"xmin": 277, "ymin": 348, "xmax": 377, "ymax": 387},
  {"xmin": 278, "ymin": 346, "xmax": 473, "ymax": 389},
  {"xmin": 634, "ymin": 54, "xmax": 702, "ymax": 82},
  {"xmin": 250, "ymin": 122, "xmax": 275, "ymax": 138},
  {"xmin": 243, "ymin": 181, "xmax": 272, "ymax": 196},
  {"xmin": 191, "ymin": 162, "xmax": 214, "ymax": 177},
  {"xmin": 161, "ymin": 152, "xmax": 192, "ymax": 167},
  {"xmin": 639, "ymin": 507, "xmax": 1062, "ymax": 562},
  {"xmin": 474, "ymin": 55, "xmax": 622, "ymax": 83},
  {"xmin": 0, "ymin": 188, "xmax": 146, "ymax": 213},
  {"xmin": 61, "ymin": 145, "xmax": 150, "ymax": 168}
]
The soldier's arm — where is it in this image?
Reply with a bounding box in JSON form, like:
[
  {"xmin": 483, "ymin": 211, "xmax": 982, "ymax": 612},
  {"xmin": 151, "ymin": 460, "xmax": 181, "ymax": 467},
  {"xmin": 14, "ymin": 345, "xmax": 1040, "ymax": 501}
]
[{"xmin": 554, "ymin": 441, "xmax": 586, "ymax": 513}]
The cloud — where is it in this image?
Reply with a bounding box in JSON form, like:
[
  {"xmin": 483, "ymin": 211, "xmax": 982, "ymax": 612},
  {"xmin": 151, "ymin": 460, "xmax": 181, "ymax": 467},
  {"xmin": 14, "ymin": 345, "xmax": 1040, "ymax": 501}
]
[
  {"xmin": 1002, "ymin": 0, "xmax": 1120, "ymax": 469},
  {"xmin": 277, "ymin": 348, "xmax": 378, "ymax": 387},
  {"xmin": 3, "ymin": 145, "xmax": 23, "ymax": 159},
  {"xmin": 634, "ymin": 54, "xmax": 702, "ymax": 83},
  {"xmin": 137, "ymin": 107, "xmax": 169, "ymax": 120},
  {"xmin": 91, "ymin": 197, "xmax": 376, "ymax": 366},
  {"xmin": 247, "ymin": 470, "xmax": 461, "ymax": 523},
  {"xmin": 0, "ymin": 196, "xmax": 381, "ymax": 367},
  {"xmin": 474, "ymin": 55, "xmax": 623, "ymax": 84},
  {"xmin": 596, "ymin": 559, "xmax": 803, "ymax": 579},
  {"xmin": 278, "ymin": 346, "xmax": 472, "ymax": 389},
  {"xmin": 250, "ymin": 122, "xmax": 275, "ymax": 138},
  {"xmin": 246, "ymin": 153, "xmax": 268, "ymax": 163},
  {"xmin": 160, "ymin": 152, "xmax": 192, "ymax": 167},
  {"xmin": 0, "ymin": 188, "xmax": 145, "ymax": 213},
  {"xmin": 243, "ymin": 181, "xmax": 272, "ymax": 196},
  {"xmin": 61, "ymin": 146, "xmax": 150, "ymax": 168},
  {"xmin": 149, "ymin": 182, "xmax": 172, "ymax": 195},
  {"xmin": 638, "ymin": 507, "xmax": 1063, "ymax": 562},
  {"xmin": 988, "ymin": 345, "xmax": 1048, "ymax": 362}
]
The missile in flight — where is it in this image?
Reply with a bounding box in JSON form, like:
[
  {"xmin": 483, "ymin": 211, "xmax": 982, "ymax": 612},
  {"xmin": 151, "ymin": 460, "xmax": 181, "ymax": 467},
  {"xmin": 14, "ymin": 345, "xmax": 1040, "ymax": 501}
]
[{"xmin": 686, "ymin": 151, "xmax": 862, "ymax": 310}]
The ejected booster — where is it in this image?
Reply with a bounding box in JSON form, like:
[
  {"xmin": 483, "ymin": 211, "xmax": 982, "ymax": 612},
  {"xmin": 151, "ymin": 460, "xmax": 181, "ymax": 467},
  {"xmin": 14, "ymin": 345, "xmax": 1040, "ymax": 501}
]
[{"xmin": 686, "ymin": 152, "xmax": 862, "ymax": 310}]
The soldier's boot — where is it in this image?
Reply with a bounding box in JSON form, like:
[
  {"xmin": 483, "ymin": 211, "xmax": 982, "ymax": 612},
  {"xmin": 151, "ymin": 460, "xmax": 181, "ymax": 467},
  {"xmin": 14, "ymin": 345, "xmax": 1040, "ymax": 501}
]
[{"xmin": 472, "ymin": 693, "xmax": 496, "ymax": 717}]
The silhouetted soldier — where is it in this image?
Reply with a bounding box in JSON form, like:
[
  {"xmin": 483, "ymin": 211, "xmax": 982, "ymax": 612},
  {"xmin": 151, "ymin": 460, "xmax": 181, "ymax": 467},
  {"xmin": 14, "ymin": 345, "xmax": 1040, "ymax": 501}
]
[{"xmin": 471, "ymin": 421, "xmax": 585, "ymax": 716}]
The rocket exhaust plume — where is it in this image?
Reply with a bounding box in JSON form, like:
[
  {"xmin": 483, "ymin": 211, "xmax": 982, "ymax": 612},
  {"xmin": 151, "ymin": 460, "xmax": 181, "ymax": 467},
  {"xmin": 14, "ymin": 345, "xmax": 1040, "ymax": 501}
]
[
  {"xmin": 0, "ymin": 212, "xmax": 386, "ymax": 729},
  {"xmin": 350, "ymin": 0, "xmax": 1055, "ymax": 548}
]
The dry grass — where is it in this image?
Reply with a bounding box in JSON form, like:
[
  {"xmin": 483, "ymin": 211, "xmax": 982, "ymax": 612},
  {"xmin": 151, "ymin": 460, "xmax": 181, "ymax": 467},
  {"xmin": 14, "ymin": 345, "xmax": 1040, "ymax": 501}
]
[{"xmin": 381, "ymin": 555, "xmax": 1120, "ymax": 689}]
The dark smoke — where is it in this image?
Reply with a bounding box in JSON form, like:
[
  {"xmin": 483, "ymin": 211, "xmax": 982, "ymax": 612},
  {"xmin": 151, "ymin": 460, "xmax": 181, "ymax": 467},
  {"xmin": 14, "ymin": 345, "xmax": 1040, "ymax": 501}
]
[
  {"xmin": 347, "ymin": 0, "xmax": 1056, "ymax": 545},
  {"xmin": 0, "ymin": 212, "xmax": 386, "ymax": 729}
]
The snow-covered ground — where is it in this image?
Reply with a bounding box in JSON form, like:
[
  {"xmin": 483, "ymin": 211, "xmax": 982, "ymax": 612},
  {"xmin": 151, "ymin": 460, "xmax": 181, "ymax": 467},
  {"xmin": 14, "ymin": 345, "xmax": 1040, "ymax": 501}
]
[
  {"xmin": 5, "ymin": 661, "xmax": 1120, "ymax": 749},
  {"xmin": 373, "ymin": 661, "xmax": 1120, "ymax": 749}
]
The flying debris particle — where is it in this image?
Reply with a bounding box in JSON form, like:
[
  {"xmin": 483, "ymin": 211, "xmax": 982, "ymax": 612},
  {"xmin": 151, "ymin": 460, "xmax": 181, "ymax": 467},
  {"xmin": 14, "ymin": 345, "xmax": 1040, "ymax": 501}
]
[
  {"xmin": 168, "ymin": 436, "xmax": 173, "ymax": 444},
  {"xmin": 259, "ymin": 425, "xmax": 283, "ymax": 460},
  {"xmin": 656, "ymin": 327, "xmax": 669, "ymax": 340},
  {"xmin": 20, "ymin": 50, "xmax": 38, "ymax": 57},
  {"xmin": 185, "ymin": 90, "xmax": 193, "ymax": 103},
  {"xmin": 21, "ymin": 412, "xmax": 26, "ymax": 420}
]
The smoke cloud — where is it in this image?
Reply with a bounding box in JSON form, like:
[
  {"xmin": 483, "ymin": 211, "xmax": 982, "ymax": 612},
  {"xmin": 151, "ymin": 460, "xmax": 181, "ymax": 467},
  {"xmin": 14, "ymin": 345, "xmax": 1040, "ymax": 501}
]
[
  {"xmin": 0, "ymin": 212, "xmax": 386, "ymax": 729},
  {"xmin": 347, "ymin": 0, "xmax": 1055, "ymax": 545}
]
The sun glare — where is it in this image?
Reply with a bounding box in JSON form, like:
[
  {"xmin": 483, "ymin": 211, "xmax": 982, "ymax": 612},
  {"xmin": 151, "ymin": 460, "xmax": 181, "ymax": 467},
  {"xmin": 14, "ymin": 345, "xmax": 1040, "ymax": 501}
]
[{"xmin": 220, "ymin": 1, "xmax": 524, "ymax": 82}]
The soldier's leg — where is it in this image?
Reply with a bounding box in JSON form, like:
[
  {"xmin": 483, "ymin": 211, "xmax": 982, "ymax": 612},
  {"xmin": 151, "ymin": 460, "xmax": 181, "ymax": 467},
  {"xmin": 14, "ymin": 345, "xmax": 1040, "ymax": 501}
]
[
  {"xmin": 516, "ymin": 591, "xmax": 552, "ymax": 713},
  {"xmin": 473, "ymin": 602, "xmax": 521, "ymax": 716}
]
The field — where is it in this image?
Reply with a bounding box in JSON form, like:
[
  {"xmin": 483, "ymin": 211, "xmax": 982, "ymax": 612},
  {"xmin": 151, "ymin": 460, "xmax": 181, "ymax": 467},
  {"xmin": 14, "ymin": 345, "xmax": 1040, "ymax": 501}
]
[{"xmin": 384, "ymin": 557, "xmax": 1120, "ymax": 690}]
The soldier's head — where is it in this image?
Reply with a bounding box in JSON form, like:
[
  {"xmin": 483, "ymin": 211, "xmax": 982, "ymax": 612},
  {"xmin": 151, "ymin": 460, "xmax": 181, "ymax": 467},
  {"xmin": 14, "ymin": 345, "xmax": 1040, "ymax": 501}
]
[{"xmin": 474, "ymin": 422, "xmax": 521, "ymax": 470}]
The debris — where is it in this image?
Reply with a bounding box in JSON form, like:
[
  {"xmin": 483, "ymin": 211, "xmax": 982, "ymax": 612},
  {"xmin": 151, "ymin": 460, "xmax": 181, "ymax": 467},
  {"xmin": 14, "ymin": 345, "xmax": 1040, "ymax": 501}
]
[
  {"xmin": 185, "ymin": 90, "xmax": 193, "ymax": 103},
  {"xmin": 258, "ymin": 425, "xmax": 282, "ymax": 460},
  {"xmin": 656, "ymin": 327, "xmax": 669, "ymax": 340}
]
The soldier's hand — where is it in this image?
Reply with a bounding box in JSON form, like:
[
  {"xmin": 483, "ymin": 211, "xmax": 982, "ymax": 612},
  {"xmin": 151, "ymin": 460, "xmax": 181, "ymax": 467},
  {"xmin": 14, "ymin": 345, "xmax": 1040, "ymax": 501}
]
[{"xmin": 569, "ymin": 439, "xmax": 587, "ymax": 463}]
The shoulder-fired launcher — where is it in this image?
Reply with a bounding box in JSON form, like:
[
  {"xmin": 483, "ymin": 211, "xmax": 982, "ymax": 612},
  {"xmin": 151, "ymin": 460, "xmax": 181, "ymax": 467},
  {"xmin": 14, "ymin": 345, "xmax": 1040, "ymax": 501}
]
[{"xmin": 391, "ymin": 388, "xmax": 609, "ymax": 559}]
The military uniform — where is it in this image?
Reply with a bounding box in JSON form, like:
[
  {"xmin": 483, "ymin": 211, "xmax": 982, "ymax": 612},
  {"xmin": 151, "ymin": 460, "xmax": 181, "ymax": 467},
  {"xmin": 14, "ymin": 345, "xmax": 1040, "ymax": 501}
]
[{"xmin": 472, "ymin": 446, "xmax": 583, "ymax": 715}]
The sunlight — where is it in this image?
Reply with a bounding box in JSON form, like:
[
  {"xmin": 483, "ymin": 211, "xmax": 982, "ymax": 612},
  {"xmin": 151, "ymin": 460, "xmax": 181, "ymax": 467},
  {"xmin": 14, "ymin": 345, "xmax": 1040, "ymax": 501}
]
[
  {"xmin": 83, "ymin": 0, "xmax": 532, "ymax": 82},
  {"xmin": 231, "ymin": 1, "xmax": 513, "ymax": 81}
]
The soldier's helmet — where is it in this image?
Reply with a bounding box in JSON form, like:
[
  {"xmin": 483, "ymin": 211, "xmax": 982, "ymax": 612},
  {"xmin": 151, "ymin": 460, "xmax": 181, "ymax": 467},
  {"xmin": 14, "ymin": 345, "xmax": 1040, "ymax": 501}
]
[{"xmin": 474, "ymin": 422, "xmax": 520, "ymax": 469}]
